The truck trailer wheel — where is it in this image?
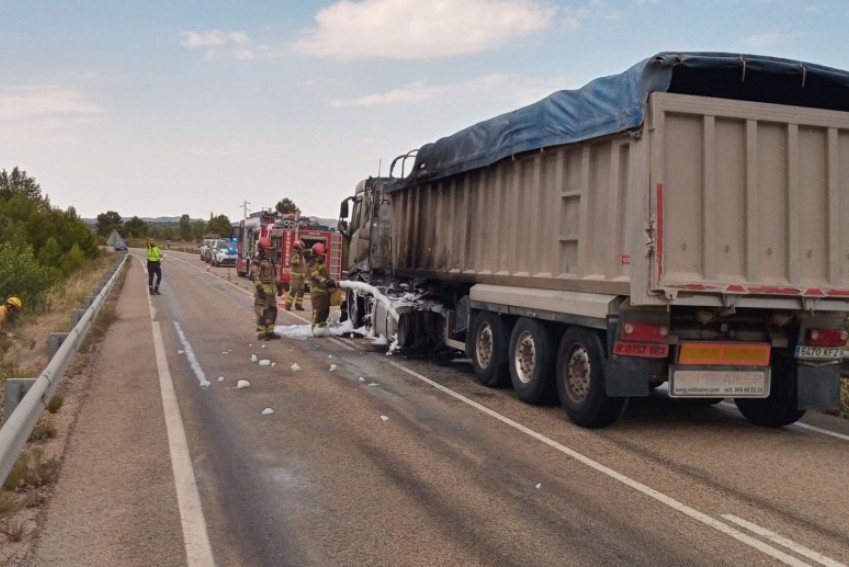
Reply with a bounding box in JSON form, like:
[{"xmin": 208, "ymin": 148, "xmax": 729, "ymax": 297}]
[
  {"xmin": 347, "ymin": 289, "xmax": 366, "ymax": 328},
  {"xmin": 470, "ymin": 311, "xmax": 510, "ymax": 387},
  {"xmin": 555, "ymin": 327, "xmax": 627, "ymax": 428},
  {"xmin": 509, "ymin": 317, "xmax": 555, "ymax": 404},
  {"xmin": 734, "ymin": 351, "xmax": 805, "ymax": 427}
]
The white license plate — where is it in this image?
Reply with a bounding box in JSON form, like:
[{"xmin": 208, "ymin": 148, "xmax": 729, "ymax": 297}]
[
  {"xmin": 670, "ymin": 370, "xmax": 769, "ymax": 398},
  {"xmin": 794, "ymin": 345, "xmax": 844, "ymax": 360}
]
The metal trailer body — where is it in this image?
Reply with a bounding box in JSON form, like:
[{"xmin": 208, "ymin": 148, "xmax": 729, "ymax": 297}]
[{"xmin": 340, "ymin": 52, "xmax": 849, "ymax": 428}]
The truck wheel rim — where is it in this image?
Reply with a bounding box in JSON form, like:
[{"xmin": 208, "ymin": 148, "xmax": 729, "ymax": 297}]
[
  {"xmin": 514, "ymin": 330, "xmax": 536, "ymax": 384},
  {"xmin": 566, "ymin": 344, "xmax": 590, "ymax": 402},
  {"xmin": 476, "ymin": 323, "xmax": 493, "ymax": 369}
]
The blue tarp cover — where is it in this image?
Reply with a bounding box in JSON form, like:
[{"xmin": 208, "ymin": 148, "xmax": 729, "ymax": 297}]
[{"xmin": 399, "ymin": 52, "xmax": 849, "ymax": 188}]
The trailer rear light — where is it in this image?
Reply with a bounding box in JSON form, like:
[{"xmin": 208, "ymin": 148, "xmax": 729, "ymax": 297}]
[
  {"xmin": 804, "ymin": 329, "xmax": 849, "ymax": 347},
  {"xmin": 621, "ymin": 322, "xmax": 669, "ymax": 343}
]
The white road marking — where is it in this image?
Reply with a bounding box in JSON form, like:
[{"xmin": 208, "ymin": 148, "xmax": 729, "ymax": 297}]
[
  {"xmin": 792, "ymin": 422, "xmax": 849, "ymax": 442},
  {"xmin": 719, "ymin": 401, "xmax": 849, "ymax": 443},
  {"xmin": 137, "ymin": 256, "xmax": 216, "ymax": 567},
  {"xmin": 173, "ymin": 321, "xmax": 211, "ymax": 388},
  {"xmin": 723, "ymin": 515, "xmax": 846, "ymax": 567},
  {"xmin": 384, "ymin": 359, "xmax": 829, "ymax": 567}
]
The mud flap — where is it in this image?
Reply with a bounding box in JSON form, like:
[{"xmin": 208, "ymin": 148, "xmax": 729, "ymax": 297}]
[
  {"xmin": 796, "ymin": 364, "xmax": 841, "ymax": 409},
  {"xmin": 604, "ymin": 357, "xmax": 651, "ymax": 397}
]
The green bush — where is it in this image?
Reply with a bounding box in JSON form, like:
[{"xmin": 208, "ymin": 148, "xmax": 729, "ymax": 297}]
[{"xmin": 0, "ymin": 242, "xmax": 60, "ymax": 310}]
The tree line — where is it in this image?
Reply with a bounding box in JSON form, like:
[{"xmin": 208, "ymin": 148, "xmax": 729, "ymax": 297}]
[
  {"xmin": 94, "ymin": 197, "xmax": 301, "ymax": 242},
  {"xmin": 0, "ymin": 167, "xmax": 100, "ymax": 310}
]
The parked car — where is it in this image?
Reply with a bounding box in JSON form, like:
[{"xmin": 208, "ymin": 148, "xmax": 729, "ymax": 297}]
[
  {"xmin": 210, "ymin": 239, "xmax": 238, "ymax": 267},
  {"xmin": 199, "ymin": 238, "xmax": 217, "ymax": 262},
  {"xmin": 114, "ymin": 243, "xmax": 128, "ymax": 251}
]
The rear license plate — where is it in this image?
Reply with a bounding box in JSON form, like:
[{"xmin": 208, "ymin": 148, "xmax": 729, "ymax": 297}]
[
  {"xmin": 670, "ymin": 370, "xmax": 769, "ymax": 398},
  {"xmin": 794, "ymin": 346, "xmax": 843, "ymax": 360}
]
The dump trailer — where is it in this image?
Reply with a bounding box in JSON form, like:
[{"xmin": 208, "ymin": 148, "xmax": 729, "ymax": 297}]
[{"xmin": 338, "ymin": 52, "xmax": 849, "ymax": 428}]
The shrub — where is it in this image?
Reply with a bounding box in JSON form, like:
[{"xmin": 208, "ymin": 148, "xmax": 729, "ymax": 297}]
[
  {"xmin": 0, "ymin": 243, "xmax": 60, "ymax": 311},
  {"xmin": 46, "ymin": 394, "xmax": 63, "ymax": 413}
]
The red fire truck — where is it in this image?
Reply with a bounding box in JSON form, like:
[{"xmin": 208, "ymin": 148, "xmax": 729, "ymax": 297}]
[
  {"xmin": 235, "ymin": 211, "xmax": 278, "ymax": 277},
  {"xmin": 269, "ymin": 215, "xmax": 343, "ymax": 291}
]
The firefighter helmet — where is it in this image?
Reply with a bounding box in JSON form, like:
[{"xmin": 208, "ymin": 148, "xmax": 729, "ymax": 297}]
[
  {"xmin": 312, "ymin": 243, "xmax": 326, "ymax": 257},
  {"xmin": 5, "ymin": 297, "xmax": 22, "ymax": 309},
  {"xmin": 294, "ymin": 240, "xmax": 305, "ymax": 250},
  {"xmin": 258, "ymin": 237, "xmax": 272, "ymax": 250}
]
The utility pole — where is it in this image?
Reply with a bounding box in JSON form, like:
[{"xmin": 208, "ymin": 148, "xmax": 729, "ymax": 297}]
[{"xmin": 242, "ymin": 201, "xmax": 251, "ymax": 220}]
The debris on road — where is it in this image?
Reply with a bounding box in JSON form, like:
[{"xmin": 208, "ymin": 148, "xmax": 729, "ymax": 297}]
[
  {"xmin": 236, "ymin": 380, "xmax": 251, "ymax": 389},
  {"xmin": 329, "ymin": 364, "xmax": 337, "ymax": 372},
  {"xmin": 259, "ymin": 359, "xmax": 271, "ymax": 366},
  {"xmin": 262, "ymin": 408, "xmax": 274, "ymax": 416},
  {"xmin": 290, "ymin": 363, "xmax": 301, "ymax": 372}
]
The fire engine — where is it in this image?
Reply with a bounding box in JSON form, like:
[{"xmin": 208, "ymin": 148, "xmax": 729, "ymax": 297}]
[
  {"xmin": 235, "ymin": 210, "xmax": 277, "ymax": 277},
  {"xmin": 236, "ymin": 211, "xmax": 344, "ymax": 301},
  {"xmin": 269, "ymin": 215, "xmax": 343, "ymax": 291}
]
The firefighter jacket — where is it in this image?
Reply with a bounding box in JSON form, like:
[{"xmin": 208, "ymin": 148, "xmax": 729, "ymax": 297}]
[
  {"xmin": 250, "ymin": 255, "xmax": 277, "ymax": 296},
  {"xmin": 0, "ymin": 305, "xmax": 11, "ymax": 330},
  {"xmin": 307, "ymin": 257, "xmax": 331, "ymax": 296},
  {"xmin": 289, "ymin": 250, "xmax": 307, "ymax": 276}
]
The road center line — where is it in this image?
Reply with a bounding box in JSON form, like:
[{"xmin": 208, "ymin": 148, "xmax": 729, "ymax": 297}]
[{"xmin": 384, "ymin": 359, "xmax": 821, "ymax": 567}]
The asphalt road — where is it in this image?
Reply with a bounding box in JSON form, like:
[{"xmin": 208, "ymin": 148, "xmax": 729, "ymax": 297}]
[{"xmin": 19, "ymin": 250, "xmax": 849, "ymax": 566}]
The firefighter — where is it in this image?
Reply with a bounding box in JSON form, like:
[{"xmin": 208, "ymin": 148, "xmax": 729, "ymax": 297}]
[
  {"xmin": 146, "ymin": 237, "xmax": 164, "ymax": 295},
  {"xmin": 0, "ymin": 296, "xmax": 23, "ymax": 332},
  {"xmin": 284, "ymin": 240, "xmax": 307, "ymax": 311},
  {"xmin": 307, "ymin": 242, "xmax": 337, "ymax": 336},
  {"xmin": 250, "ymin": 237, "xmax": 280, "ymax": 340}
]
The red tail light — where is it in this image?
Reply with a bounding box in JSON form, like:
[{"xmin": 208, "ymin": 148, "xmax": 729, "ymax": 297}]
[
  {"xmin": 622, "ymin": 322, "xmax": 669, "ymax": 343},
  {"xmin": 804, "ymin": 328, "xmax": 848, "ymax": 347}
]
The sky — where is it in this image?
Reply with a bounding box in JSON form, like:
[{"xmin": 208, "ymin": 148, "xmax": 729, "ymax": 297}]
[{"xmin": 1, "ymin": 0, "xmax": 848, "ymax": 223}]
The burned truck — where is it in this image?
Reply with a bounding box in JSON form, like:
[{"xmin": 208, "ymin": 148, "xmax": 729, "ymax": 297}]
[{"xmin": 339, "ymin": 52, "xmax": 849, "ymax": 428}]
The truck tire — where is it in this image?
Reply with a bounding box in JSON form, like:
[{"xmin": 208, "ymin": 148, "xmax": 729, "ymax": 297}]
[
  {"xmin": 347, "ymin": 289, "xmax": 366, "ymax": 328},
  {"xmin": 734, "ymin": 350, "xmax": 805, "ymax": 427},
  {"xmin": 470, "ymin": 311, "xmax": 510, "ymax": 388},
  {"xmin": 555, "ymin": 327, "xmax": 627, "ymax": 428},
  {"xmin": 509, "ymin": 317, "xmax": 555, "ymax": 404}
]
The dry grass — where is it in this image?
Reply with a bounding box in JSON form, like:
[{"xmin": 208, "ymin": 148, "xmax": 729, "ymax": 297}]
[
  {"xmin": 0, "ymin": 251, "xmax": 126, "ymax": 549},
  {"xmin": 2, "ymin": 450, "xmax": 59, "ymax": 492}
]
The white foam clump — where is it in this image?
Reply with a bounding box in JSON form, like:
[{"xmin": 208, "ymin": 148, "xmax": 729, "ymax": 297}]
[
  {"xmin": 338, "ymin": 280, "xmax": 400, "ymax": 322},
  {"xmin": 217, "ymin": 376, "xmax": 224, "ymax": 382},
  {"xmin": 380, "ymin": 415, "xmax": 389, "ymax": 422},
  {"xmin": 329, "ymin": 364, "xmax": 337, "ymax": 372},
  {"xmin": 262, "ymin": 408, "xmax": 274, "ymax": 416},
  {"xmin": 291, "ymin": 363, "xmax": 301, "ymax": 372},
  {"xmin": 236, "ymin": 380, "xmax": 251, "ymax": 389},
  {"xmin": 358, "ymin": 377, "xmax": 366, "ymax": 382},
  {"xmin": 259, "ymin": 359, "xmax": 271, "ymax": 366},
  {"xmin": 250, "ymin": 354, "xmax": 258, "ymax": 363}
]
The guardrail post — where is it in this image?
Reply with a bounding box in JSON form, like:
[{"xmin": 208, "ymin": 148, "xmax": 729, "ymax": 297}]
[
  {"xmin": 47, "ymin": 333, "xmax": 69, "ymax": 359},
  {"xmin": 3, "ymin": 379, "xmax": 36, "ymax": 424}
]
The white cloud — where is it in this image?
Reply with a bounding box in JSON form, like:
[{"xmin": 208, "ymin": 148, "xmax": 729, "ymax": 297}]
[
  {"xmin": 181, "ymin": 30, "xmax": 282, "ymax": 61},
  {"xmin": 0, "ymin": 85, "xmax": 100, "ymax": 123},
  {"xmin": 296, "ymin": 0, "xmax": 559, "ymax": 60},
  {"xmin": 741, "ymin": 31, "xmax": 785, "ymax": 49},
  {"xmin": 0, "ymin": 85, "xmax": 101, "ymax": 146},
  {"xmin": 329, "ymin": 73, "xmax": 569, "ymax": 108}
]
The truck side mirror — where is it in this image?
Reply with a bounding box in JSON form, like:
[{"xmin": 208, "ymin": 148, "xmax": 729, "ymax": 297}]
[{"xmin": 339, "ymin": 199, "xmax": 350, "ymax": 219}]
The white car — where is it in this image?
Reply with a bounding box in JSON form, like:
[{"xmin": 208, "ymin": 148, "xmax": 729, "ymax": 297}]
[
  {"xmin": 210, "ymin": 239, "xmax": 238, "ymax": 267},
  {"xmin": 199, "ymin": 238, "xmax": 217, "ymax": 262}
]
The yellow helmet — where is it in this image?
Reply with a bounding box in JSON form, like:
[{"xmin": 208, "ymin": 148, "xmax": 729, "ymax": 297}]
[{"xmin": 6, "ymin": 297, "xmax": 22, "ymax": 309}]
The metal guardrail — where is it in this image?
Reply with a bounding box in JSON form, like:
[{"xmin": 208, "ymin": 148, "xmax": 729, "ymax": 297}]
[{"xmin": 0, "ymin": 253, "xmax": 129, "ymax": 486}]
